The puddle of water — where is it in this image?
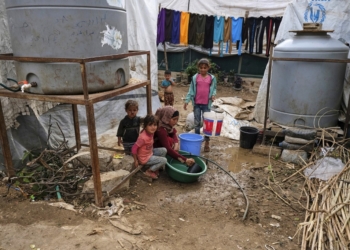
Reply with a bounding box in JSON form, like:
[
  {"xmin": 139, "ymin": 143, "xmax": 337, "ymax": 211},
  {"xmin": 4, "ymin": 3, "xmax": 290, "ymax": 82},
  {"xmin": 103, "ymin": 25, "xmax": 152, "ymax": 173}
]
[{"xmin": 224, "ymin": 146, "xmax": 268, "ymax": 173}]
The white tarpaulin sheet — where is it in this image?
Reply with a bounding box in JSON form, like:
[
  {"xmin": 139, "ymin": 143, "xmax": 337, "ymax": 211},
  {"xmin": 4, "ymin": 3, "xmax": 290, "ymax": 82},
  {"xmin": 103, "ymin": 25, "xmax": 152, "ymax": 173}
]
[
  {"xmin": 254, "ymin": 0, "xmax": 350, "ymax": 123},
  {"xmin": 0, "ymin": 0, "xmax": 161, "ymax": 169}
]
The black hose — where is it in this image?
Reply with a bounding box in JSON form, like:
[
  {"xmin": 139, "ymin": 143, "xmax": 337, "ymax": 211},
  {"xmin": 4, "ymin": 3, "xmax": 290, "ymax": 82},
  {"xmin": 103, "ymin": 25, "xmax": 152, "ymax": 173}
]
[
  {"xmin": 181, "ymin": 152, "xmax": 249, "ymax": 221},
  {"xmin": 0, "ymin": 78, "xmax": 21, "ymax": 92}
]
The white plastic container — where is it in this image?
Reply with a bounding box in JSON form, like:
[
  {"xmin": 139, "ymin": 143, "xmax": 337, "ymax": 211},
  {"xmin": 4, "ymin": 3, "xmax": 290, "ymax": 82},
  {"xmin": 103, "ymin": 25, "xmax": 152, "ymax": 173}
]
[{"xmin": 203, "ymin": 111, "xmax": 224, "ymax": 136}]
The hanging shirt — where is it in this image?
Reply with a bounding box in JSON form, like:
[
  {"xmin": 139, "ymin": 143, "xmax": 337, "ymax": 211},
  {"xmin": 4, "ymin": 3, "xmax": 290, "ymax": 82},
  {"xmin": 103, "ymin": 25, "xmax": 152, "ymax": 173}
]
[
  {"xmin": 224, "ymin": 17, "xmax": 232, "ymax": 53},
  {"xmin": 203, "ymin": 15, "xmax": 214, "ymax": 49},
  {"xmin": 213, "ymin": 16, "xmax": 224, "ymax": 57},
  {"xmin": 165, "ymin": 9, "xmax": 174, "ymax": 42},
  {"xmin": 171, "ymin": 11, "xmax": 181, "ymax": 44},
  {"xmin": 156, "ymin": 8, "xmax": 166, "ymax": 45},
  {"xmin": 195, "ymin": 14, "xmax": 206, "ymax": 46},
  {"xmin": 231, "ymin": 17, "xmax": 244, "ymax": 55},
  {"xmin": 188, "ymin": 13, "xmax": 198, "ymax": 45},
  {"xmin": 180, "ymin": 12, "xmax": 190, "ymax": 45}
]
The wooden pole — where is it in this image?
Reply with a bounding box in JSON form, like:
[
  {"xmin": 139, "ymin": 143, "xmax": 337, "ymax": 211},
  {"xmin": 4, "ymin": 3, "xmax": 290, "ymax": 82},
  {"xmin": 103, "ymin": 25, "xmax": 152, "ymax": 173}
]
[
  {"xmin": 163, "ymin": 42, "xmax": 168, "ymax": 70},
  {"xmin": 0, "ymin": 99, "xmax": 15, "ymax": 177},
  {"xmin": 146, "ymin": 52, "xmax": 152, "ymax": 114},
  {"xmin": 261, "ymin": 42, "xmax": 274, "ymax": 145},
  {"xmin": 72, "ymin": 104, "xmax": 81, "ymax": 151},
  {"xmin": 80, "ymin": 62, "xmax": 103, "ymax": 207},
  {"xmin": 343, "ymin": 93, "xmax": 350, "ymax": 139}
]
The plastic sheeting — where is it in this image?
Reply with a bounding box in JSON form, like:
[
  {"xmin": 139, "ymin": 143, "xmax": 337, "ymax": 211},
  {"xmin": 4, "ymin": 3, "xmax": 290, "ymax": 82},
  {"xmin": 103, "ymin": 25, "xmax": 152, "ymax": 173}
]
[
  {"xmin": 0, "ymin": 0, "xmax": 161, "ymax": 170},
  {"xmin": 254, "ymin": 0, "xmax": 350, "ymax": 123}
]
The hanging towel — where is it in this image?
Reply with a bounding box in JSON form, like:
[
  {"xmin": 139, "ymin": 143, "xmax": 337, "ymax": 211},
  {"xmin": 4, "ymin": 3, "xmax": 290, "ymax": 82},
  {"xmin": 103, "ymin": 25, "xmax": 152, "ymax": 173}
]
[
  {"xmin": 213, "ymin": 15, "xmax": 224, "ymax": 57},
  {"xmin": 231, "ymin": 17, "xmax": 243, "ymax": 56},
  {"xmin": 171, "ymin": 11, "xmax": 181, "ymax": 44},
  {"xmin": 157, "ymin": 8, "xmax": 166, "ymax": 45},
  {"xmin": 224, "ymin": 17, "xmax": 232, "ymax": 53},
  {"xmin": 165, "ymin": 9, "xmax": 174, "ymax": 42},
  {"xmin": 203, "ymin": 15, "xmax": 214, "ymax": 50},
  {"xmin": 188, "ymin": 13, "xmax": 198, "ymax": 45},
  {"xmin": 195, "ymin": 14, "xmax": 206, "ymax": 46},
  {"xmin": 180, "ymin": 12, "xmax": 190, "ymax": 45}
]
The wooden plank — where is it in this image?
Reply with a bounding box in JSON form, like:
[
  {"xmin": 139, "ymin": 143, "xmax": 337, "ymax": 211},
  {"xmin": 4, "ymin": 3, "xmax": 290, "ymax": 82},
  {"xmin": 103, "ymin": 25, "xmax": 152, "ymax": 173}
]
[
  {"xmin": 72, "ymin": 104, "xmax": 81, "ymax": 151},
  {"xmin": 108, "ymin": 165, "xmax": 143, "ymax": 196},
  {"xmin": 85, "ymin": 103, "xmax": 103, "ymax": 207},
  {"xmin": 81, "ymin": 143, "xmax": 125, "ymax": 153},
  {"xmin": 89, "ymin": 80, "xmax": 150, "ymax": 104},
  {"xmin": 146, "ymin": 53, "xmax": 152, "ymax": 114},
  {"xmin": 0, "ymin": 89, "xmax": 86, "ymax": 104},
  {"xmin": 0, "ymin": 100, "xmax": 15, "ymax": 177}
]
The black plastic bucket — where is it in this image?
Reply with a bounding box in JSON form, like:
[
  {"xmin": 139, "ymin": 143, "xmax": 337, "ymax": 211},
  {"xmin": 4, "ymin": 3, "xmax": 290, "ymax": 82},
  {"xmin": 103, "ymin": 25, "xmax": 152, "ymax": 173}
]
[{"xmin": 239, "ymin": 126, "xmax": 259, "ymax": 149}]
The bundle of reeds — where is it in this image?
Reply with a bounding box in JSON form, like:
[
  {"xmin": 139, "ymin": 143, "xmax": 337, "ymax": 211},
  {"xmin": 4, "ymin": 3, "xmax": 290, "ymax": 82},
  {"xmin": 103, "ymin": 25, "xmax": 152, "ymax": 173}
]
[{"xmin": 295, "ymin": 136, "xmax": 350, "ymax": 249}]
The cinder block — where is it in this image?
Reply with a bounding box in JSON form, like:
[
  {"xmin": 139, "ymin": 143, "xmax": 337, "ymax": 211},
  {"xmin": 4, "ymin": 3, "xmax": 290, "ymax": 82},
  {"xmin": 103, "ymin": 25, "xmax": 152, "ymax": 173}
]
[{"xmin": 82, "ymin": 170, "xmax": 130, "ymax": 193}]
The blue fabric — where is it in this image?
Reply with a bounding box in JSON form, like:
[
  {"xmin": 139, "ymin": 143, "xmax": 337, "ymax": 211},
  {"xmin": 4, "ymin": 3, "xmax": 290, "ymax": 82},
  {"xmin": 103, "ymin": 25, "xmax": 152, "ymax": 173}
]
[
  {"xmin": 231, "ymin": 17, "xmax": 244, "ymax": 56},
  {"xmin": 213, "ymin": 16, "xmax": 224, "ymax": 57},
  {"xmin": 171, "ymin": 11, "xmax": 181, "ymax": 44},
  {"xmin": 161, "ymin": 79, "xmax": 171, "ymax": 87}
]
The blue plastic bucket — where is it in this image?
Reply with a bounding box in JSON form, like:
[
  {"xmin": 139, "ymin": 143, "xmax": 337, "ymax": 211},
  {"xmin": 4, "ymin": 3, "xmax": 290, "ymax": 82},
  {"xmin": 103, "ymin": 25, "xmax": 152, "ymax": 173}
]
[{"xmin": 179, "ymin": 133, "xmax": 203, "ymax": 156}]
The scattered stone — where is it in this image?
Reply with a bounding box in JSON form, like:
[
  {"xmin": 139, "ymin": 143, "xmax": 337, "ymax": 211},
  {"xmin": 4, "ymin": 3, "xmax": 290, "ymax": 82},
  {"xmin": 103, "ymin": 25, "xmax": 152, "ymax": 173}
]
[
  {"xmin": 281, "ymin": 149, "xmax": 308, "ymax": 165},
  {"xmin": 77, "ymin": 148, "xmax": 113, "ymax": 172},
  {"xmin": 271, "ymin": 215, "xmax": 282, "ymax": 221}
]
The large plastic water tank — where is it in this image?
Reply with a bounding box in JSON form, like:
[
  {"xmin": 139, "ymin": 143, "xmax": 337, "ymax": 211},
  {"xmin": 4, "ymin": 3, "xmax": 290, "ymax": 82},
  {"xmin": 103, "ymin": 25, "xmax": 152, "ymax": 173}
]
[
  {"xmin": 5, "ymin": 0, "xmax": 129, "ymax": 94},
  {"xmin": 269, "ymin": 24, "xmax": 349, "ymax": 128}
]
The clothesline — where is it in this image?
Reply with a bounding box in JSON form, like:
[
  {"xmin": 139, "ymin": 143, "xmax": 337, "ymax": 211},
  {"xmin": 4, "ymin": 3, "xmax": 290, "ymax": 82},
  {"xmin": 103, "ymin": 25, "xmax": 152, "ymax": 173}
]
[{"xmin": 157, "ymin": 8, "xmax": 282, "ymax": 57}]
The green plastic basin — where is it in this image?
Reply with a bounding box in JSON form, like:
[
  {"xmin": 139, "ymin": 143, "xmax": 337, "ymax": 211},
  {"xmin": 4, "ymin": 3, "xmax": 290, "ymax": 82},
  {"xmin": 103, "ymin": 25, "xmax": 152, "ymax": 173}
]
[{"xmin": 166, "ymin": 150, "xmax": 207, "ymax": 183}]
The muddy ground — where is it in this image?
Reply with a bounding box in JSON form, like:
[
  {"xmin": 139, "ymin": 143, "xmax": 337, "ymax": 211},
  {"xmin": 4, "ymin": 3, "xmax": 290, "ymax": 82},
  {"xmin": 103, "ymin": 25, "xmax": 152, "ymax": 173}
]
[{"xmin": 0, "ymin": 73, "xmax": 307, "ymax": 250}]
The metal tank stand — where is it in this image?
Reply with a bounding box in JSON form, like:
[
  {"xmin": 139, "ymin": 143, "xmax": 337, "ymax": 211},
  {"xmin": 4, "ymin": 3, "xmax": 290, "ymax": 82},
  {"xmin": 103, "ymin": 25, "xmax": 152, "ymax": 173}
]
[{"xmin": 0, "ymin": 50, "xmax": 152, "ymax": 207}]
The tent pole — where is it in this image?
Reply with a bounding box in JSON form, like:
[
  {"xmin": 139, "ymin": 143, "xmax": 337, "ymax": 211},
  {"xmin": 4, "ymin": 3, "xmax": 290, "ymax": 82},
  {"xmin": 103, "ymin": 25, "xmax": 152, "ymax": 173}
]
[
  {"xmin": 261, "ymin": 42, "xmax": 274, "ymax": 145},
  {"xmin": 163, "ymin": 42, "xmax": 168, "ymax": 70}
]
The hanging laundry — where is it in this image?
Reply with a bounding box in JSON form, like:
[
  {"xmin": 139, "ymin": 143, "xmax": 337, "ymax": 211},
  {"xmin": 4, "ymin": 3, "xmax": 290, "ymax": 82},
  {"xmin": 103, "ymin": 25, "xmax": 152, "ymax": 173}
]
[
  {"xmin": 180, "ymin": 12, "xmax": 190, "ymax": 45},
  {"xmin": 224, "ymin": 17, "xmax": 232, "ymax": 53},
  {"xmin": 231, "ymin": 17, "xmax": 244, "ymax": 55},
  {"xmin": 171, "ymin": 10, "xmax": 181, "ymax": 44},
  {"xmin": 255, "ymin": 17, "xmax": 264, "ymax": 54},
  {"xmin": 188, "ymin": 13, "xmax": 198, "ymax": 45},
  {"xmin": 195, "ymin": 14, "xmax": 206, "ymax": 46},
  {"xmin": 213, "ymin": 15, "xmax": 224, "ymax": 57},
  {"xmin": 273, "ymin": 17, "xmax": 282, "ymax": 39},
  {"xmin": 165, "ymin": 9, "xmax": 174, "ymax": 42},
  {"xmin": 246, "ymin": 17, "xmax": 257, "ymax": 54},
  {"xmin": 203, "ymin": 15, "xmax": 214, "ymax": 49},
  {"xmin": 264, "ymin": 17, "xmax": 273, "ymax": 56},
  {"xmin": 157, "ymin": 8, "xmax": 166, "ymax": 45}
]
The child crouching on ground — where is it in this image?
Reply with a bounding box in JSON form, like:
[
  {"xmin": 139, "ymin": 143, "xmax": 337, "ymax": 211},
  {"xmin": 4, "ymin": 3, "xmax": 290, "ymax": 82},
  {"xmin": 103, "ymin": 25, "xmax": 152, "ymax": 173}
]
[{"xmin": 131, "ymin": 114, "xmax": 167, "ymax": 179}]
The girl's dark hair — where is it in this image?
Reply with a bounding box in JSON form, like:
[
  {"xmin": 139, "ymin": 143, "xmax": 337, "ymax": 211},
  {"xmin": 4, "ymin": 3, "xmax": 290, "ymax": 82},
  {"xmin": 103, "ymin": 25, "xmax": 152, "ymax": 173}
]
[
  {"xmin": 143, "ymin": 114, "xmax": 158, "ymax": 128},
  {"xmin": 125, "ymin": 100, "xmax": 138, "ymax": 110}
]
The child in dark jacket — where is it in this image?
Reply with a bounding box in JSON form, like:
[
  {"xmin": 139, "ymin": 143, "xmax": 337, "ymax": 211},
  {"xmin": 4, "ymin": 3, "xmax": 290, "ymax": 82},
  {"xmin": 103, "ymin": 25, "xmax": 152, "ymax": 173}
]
[{"xmin": 116, "ymin": 100, "xmax": 141, "ymax": 155}]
